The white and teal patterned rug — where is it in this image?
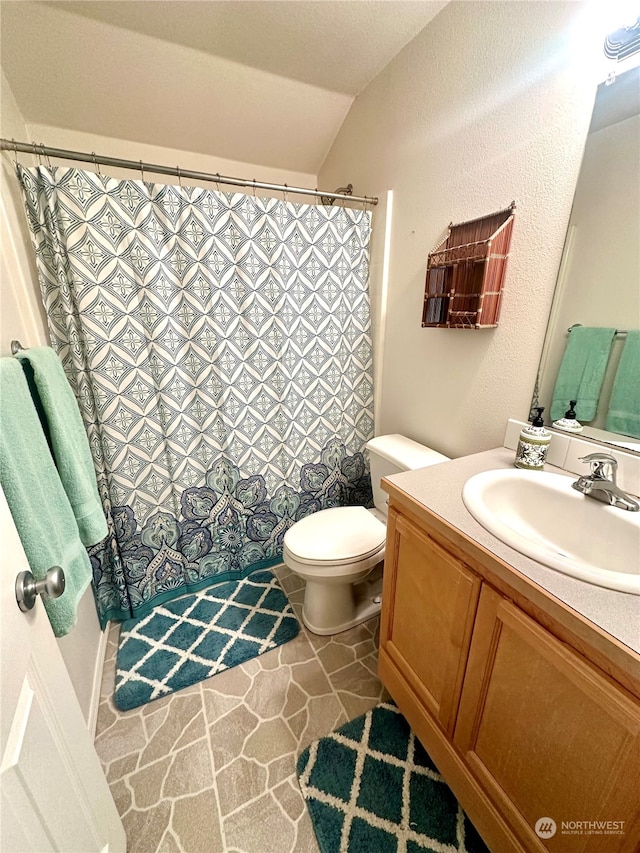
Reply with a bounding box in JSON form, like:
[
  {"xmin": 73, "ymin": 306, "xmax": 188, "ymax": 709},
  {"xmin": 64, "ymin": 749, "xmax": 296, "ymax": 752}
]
[
  {"xmin": 114, "ymin": 569, "xmax": 299, "ymax": 710},
  {"xmin": 297, "ymin": 702, "xmax": 489, "ymax": 853}
]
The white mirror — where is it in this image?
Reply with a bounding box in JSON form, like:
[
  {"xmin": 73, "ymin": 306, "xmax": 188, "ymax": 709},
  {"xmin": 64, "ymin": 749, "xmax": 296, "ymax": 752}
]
[{"xmin": 533, "ymin": 63, "xmax": 640, "ymax": 453}]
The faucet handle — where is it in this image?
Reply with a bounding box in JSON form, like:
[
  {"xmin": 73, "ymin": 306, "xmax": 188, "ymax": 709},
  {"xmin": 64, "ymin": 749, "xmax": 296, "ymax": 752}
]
[{"xmin": 580, "ymin": 452, "xmax": 618, "ymax": 482}]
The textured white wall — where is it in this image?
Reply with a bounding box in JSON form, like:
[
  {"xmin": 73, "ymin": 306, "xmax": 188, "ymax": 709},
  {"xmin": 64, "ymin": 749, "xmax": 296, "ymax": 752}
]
[
  {"xmin": 26, "ymin": 123, "xmax": 318, "ymax": 192},
  {"xmin": 319, "ymin": 0, "xmax": 602, "ymax": 458}
]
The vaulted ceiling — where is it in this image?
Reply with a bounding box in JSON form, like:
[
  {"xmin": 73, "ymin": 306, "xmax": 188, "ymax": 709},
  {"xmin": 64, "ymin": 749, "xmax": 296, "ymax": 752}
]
[{"xmin": 1, "ymin": 1, "xmax": 447, "ymax": 173}]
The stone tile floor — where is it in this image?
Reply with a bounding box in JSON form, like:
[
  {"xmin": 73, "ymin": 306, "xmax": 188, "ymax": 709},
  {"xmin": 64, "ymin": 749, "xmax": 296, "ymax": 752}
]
[{"xmin": 94, "ymin": 564, "xmax": 389, "ymax": 852}]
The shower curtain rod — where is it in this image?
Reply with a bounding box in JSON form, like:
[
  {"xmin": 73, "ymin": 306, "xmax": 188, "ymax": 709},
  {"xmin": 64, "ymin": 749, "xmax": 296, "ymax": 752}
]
[{"xmin": 0, "ymin": 138, "xmax": 378, "ymax": 206}]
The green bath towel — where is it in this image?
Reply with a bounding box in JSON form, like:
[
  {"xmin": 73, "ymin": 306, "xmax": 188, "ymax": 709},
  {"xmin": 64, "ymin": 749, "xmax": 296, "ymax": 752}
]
[
  {"xmin": 550, "ymin": 327, "xmax": 616, "ymax": 422},
  {"xmin": 606, "ymin": 330, "xmax": 640, "ymax": 439},
  {"xmin": 16, "ymin": 347, "xmax": 107, "ymax": 547},
  {"xmin": 0, "ymin": 358, "xmax": 92, "ymax": 637}
]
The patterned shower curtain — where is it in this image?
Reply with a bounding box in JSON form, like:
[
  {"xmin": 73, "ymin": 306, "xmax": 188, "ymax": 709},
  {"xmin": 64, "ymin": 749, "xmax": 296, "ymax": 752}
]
[{"xmin": 17, "ymin": 165, "xmax": 374, "ymax": 625}]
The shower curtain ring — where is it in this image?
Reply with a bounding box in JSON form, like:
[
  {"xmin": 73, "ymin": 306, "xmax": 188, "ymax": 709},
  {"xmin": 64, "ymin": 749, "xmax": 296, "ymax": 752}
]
[
  {"xmin": 252, "ymin": 178, "xmax": 256, "ymax": 199},
  {"xmin": 92, "ymin": 152, "xmax": 102, "ymax": 176},
  {"xmin": 215, "ymin": 172, "xmax": 222, "ymax": 194},
  {"xmin": 177, "ymin": 166, "xmax": 183, "ymax": 188},
  {"xmin": 41, "ymin": 143, "xmax": 52, "ymax": 168},
  {"xmin": 283, "ymin": 183, "xmax": 288, "ymax": 203},
  {"xmin": 11, "ymin": 138, "xmax": 19, "ymax": 166},
  {"xmin": 139, "ymin": 160, "xmax": 145, "ymax": 182},
  {"xmin": 32, "ymin": 141, "xmax": 41, "ymax": 165}
]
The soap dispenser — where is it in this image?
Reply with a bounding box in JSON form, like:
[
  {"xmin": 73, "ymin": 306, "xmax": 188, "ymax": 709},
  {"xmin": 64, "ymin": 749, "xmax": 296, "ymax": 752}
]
[
  {"xmin": 515, "ymin": 407, "xmax": 552, "ymax": 470},
  {"xmin": 552, "ymin": 400, "xmax": 583, "ymax": 433}
]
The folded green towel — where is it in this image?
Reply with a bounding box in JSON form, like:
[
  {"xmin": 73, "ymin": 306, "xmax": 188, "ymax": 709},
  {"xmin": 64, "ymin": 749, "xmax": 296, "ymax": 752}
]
[
  {"xmin": 16, "ymin": 347, "xmax": 107, "ymax": 547},
  {"xmin": 0, "ymin": 358, "xmax": 92, "ymax": 637},
  {"xmin": 606, "ymin": 330, "xmax": 640, "ymax": 439},
  {"xmin": 550, "ymin": 327, "xmax": 616, "ymax": 422}
]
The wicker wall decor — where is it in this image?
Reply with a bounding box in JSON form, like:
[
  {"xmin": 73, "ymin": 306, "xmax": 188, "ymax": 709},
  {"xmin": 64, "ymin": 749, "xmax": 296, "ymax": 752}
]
[{"xmin": 422, "ymin": 202, "xmax": 516, "ymax": 329}]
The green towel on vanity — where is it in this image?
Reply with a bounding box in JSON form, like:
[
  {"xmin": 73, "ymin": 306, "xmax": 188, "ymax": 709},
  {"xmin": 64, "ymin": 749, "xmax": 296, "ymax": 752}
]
[
  {"xmin": 606, "ymin": 330, "xmax": 640, "ymax": 439},
  {"xmin": 16, "ymin": 347, "xmax": 107, "ymax": 547},
  {"xmin": 550, "ymin": 326, "xmax": 616, "ymax": 422},
  {"xmin": 0, "ymin": 358, "xmax": 92, "ymax": 637}
]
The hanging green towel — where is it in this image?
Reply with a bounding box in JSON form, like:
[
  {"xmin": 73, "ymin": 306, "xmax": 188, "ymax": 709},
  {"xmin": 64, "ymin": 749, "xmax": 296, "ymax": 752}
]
[
  {"xmin": 16, "ymin": 347, "xmax": 107, "ymax": 547},
  {"xmin": 0, "ymin": 358, "xmax": 92, "ymax": 637},
  {"xmin": 550, "ymin": 327, "xmax": 616, "ymax": 422},
  {"xmin": 605, "ymin": 330, "xmax": 640, "ymax": 439}
]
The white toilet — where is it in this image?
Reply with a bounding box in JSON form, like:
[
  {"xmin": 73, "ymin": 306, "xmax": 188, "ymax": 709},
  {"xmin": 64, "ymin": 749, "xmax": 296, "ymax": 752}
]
[{"xmin": 283, "ymin": 434, "xmax": 449, "ymax": 635}]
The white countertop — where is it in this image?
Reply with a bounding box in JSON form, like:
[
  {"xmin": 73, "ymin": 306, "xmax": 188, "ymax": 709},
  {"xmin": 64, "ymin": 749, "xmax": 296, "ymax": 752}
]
[{"xmin": 385, "ymin": 447, "xmax": 640, "ymax": 655}]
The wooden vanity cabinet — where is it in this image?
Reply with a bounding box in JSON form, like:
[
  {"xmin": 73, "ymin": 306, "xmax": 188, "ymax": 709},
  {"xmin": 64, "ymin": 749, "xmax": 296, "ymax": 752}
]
[{"xmin": 379, "ymin": 494, "xmax": 640, "ymax": 853}]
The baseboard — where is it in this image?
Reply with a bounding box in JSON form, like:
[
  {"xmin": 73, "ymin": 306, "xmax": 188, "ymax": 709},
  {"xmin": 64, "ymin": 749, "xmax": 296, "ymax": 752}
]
[{"xmin": 88, "ymin": 623, "xmax": 110, "ymax": 738}]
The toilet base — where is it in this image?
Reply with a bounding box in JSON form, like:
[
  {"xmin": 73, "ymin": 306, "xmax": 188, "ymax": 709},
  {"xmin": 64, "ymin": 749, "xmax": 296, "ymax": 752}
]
[{"xmin": 301, "ymin": 565, "xmax": 383, "ymax": 635}]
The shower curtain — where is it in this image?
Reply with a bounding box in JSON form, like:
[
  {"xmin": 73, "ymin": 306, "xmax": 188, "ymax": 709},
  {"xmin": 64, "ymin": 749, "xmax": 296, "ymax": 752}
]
[{"xmin": 17, "ymin": 165, "xmax": 374, "ymax": 625}]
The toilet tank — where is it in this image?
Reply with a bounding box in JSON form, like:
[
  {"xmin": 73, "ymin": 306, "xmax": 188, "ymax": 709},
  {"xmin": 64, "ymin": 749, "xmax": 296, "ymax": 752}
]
[{"xmin": 366, "ymin": 434, "xmax": 449, "ymax": 517}]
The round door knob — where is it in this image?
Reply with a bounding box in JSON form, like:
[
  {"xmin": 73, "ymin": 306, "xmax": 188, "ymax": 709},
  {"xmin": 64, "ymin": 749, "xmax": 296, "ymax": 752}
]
[{"xmin": 15, "ymin": 566, "xmax": 66, "ymax": 612}]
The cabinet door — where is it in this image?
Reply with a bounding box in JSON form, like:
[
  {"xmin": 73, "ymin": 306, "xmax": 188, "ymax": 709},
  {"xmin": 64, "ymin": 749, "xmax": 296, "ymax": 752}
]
[
  {"xmin": 380, "ymin": 508, "xmax": 481, "ymax": 734},
  {"xmin": 454, "ymin": 586, "xmax": 640, "ymax": 853}
]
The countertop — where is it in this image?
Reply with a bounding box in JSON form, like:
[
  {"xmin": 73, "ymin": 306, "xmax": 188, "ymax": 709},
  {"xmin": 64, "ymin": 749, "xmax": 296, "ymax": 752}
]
[{"xmin": 384, "ymin": 447, "xmax": 640, "ymax": 656}]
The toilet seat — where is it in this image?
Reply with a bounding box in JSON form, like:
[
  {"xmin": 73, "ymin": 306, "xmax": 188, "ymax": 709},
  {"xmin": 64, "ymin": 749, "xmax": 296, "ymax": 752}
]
[{"xmin": 284, "ymin": 506, "xmax": 386, "ymax": 567}]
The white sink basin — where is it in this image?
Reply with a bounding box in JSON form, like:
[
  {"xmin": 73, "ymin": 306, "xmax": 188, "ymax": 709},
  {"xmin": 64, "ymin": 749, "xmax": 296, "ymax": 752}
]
[{"xmin": 462, "ymin": 469, "xmax": 640, "ymax": 595}]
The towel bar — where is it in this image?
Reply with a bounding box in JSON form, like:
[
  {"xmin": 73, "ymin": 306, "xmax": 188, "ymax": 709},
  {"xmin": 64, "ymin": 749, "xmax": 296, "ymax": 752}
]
[{"xmin": 567, "ymin": 324, "xmax": 627, "ymax": 336}]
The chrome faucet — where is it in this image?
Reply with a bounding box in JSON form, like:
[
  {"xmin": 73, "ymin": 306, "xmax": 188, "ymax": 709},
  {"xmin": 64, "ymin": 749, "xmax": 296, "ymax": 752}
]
[{"xmin": 571, "ymin": 453, "xmax": 640, "ymax": 511}]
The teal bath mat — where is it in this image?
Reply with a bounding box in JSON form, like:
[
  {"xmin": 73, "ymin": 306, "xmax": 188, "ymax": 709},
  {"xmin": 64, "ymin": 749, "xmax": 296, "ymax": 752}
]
[
  {"xmin": 114, "ymin": 568, "xmax": 299, "ymax": 710},
  {"xmin": 297, "ymin": 702, "xmax": 489, "ymax": 853}
]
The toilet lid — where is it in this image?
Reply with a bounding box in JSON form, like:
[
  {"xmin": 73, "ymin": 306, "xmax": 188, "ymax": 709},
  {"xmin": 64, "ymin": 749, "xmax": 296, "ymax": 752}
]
[{"xmin": 284, "ymin": 506, "xmax": 386, "ymax": 565}]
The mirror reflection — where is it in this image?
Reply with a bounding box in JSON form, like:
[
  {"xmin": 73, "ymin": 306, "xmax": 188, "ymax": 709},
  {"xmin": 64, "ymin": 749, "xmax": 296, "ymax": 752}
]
[{"xmin": 534, "ymin": 64, "xmax": 640, "ymax": 452}]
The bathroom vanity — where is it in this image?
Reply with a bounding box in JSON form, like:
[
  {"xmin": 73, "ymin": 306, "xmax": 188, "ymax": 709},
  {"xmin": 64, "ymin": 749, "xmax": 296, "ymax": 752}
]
[{"xmin": 379, "ymin": 448, "xmax": 640, "ymax": 853}]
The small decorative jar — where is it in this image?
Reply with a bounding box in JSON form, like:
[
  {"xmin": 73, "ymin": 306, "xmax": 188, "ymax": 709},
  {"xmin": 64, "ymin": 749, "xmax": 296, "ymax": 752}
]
[{"xmin": 515, "ymin": 408, "xmax": 552, "ymax": 470}]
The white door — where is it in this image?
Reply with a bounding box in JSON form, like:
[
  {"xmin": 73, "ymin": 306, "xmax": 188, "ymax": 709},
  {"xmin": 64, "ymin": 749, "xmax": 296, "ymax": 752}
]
[{"xmin": 0, "ymin": 486, "xmax": 126, "ymax": 852}]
